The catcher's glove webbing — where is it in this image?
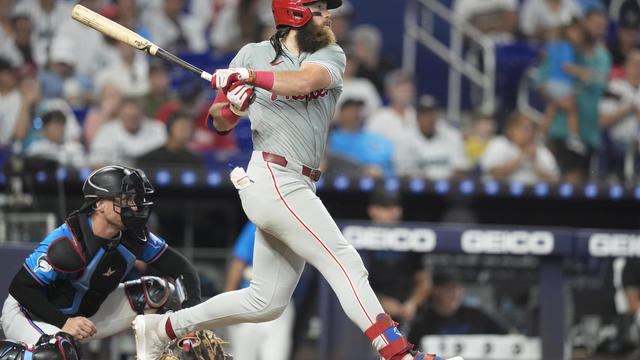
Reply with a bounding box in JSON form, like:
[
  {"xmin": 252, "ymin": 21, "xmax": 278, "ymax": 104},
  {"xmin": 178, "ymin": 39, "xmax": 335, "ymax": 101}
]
[{"xmin": 159, "ymin": 330, "xmax": 232, "ymax": 360}]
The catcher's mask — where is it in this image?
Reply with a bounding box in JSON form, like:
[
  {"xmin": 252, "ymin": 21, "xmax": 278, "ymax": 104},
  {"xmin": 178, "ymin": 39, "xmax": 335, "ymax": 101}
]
[{"xmin": 80, "ymin": 165, "xmax": 154, "ymax": 231}]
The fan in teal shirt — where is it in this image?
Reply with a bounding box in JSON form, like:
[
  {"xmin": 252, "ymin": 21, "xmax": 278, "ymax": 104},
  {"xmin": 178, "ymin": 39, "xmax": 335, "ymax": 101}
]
[{"xmin": 328, "ymin": 98, "xmax": 394, "ymax": 177}]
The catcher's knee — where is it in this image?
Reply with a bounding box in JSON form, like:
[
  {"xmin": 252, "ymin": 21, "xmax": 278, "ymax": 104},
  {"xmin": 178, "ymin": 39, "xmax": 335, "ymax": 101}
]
[{"xmin": 0, "ymin": 332, "xmax": 80, "ymax": 360}]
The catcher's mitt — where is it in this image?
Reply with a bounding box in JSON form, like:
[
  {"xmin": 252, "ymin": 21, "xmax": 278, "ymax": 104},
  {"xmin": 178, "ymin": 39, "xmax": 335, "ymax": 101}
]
[{"xmin": 159, "ymin": 330, "xmax": 232, "ymax": 360}]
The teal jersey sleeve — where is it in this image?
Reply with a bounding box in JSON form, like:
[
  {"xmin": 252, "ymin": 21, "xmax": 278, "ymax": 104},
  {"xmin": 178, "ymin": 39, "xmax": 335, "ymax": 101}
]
[{"xmin": 140, "ymin": 232, "xmax": 168, "ymax": 263}]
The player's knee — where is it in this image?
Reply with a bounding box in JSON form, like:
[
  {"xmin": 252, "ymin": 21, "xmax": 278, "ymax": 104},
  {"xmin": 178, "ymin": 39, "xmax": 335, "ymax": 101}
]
[
  {"xmin": 253, "ymin": 303, "xmax": 288, "ymax": 323},
  {"xmin": 244, "ymin": 287, "xmax": 290, "ymax": 321}
]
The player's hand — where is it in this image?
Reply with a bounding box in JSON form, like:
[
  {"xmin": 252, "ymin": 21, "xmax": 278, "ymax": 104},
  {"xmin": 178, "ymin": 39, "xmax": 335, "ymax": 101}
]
[
  {"xmin": 226, "ymin": 82, "xmax": 255, "ymax": 112},
  {"xmin": 62, "ymin": 316, "xmax": 97, "ymax": 340},
  {"xmin": 212, "ymin": 67, "xmax": 251, "ymax": 94}
]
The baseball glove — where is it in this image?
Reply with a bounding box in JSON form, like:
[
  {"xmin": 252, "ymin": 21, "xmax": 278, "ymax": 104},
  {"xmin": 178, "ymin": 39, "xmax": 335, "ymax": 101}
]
[{"xmin": 159, "ymin": 330, "xmax": 232, "ymax": 360}]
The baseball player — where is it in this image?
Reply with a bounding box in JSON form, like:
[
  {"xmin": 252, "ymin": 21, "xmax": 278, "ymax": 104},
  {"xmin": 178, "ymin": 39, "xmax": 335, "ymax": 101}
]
[
  {"xmin": 0, "ymin": 165, "xmax": 201, "ymax": 355},
  {"xmin": 132, "ymin": 2, "xmax": 463, "ymax": 360}
]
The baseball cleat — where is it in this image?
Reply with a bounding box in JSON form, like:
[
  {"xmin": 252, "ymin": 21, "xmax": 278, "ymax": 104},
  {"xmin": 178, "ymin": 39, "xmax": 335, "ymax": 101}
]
[{"xmin": 132, "ymin": 314, "xmax": 170, "ymax": 360}]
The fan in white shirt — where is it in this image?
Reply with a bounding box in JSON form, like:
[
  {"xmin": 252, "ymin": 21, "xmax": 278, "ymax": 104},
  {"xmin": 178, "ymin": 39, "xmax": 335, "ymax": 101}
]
[
  {"xmin": 480, "ymin": 111, "xmax": 560, "ymax": 185},
  {"xmin": 394, "ymin": 95, "xmax": 470, "ymax": 180},
  {"xmin": 89, "ymin": 97, "xmax": 167, "ymax": 168},
  {"xmin": 365, "ymin": 69, "xmax": 419, "ymax": 148}
]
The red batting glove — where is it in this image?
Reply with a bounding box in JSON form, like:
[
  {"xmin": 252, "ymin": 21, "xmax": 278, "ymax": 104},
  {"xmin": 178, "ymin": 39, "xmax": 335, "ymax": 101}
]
[{"xmin": 226, "ymin": 82, "xmax": 255, "ymax": 112}]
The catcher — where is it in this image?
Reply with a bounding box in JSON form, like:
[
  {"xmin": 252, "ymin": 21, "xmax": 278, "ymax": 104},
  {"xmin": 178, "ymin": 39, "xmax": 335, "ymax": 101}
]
[{"xmin": 0, "ymin": 165, "xmax": 202, "ymax": 359}]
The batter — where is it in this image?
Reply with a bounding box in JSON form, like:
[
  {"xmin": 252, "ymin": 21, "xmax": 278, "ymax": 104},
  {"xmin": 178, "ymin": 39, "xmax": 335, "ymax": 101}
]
[{"xmin": 132, "ymin": 2, "xmax": 462, "ymax": 360}]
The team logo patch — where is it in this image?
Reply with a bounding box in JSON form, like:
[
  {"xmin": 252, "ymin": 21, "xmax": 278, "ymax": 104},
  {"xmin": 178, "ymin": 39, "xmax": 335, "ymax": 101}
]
[
  {"xmin": 34, "ymin": 255, "xmax": 52, "ymax": 273},
  {"xmin": 102, "ymin": 267, "xmax": 116, "ymax": 277},
  {"xmin": 148, "ymin": 233, "xmax": 163, "ymax": 249}
]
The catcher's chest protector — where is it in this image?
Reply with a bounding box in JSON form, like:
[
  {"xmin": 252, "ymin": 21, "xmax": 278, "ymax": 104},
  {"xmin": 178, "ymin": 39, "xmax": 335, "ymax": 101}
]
[{"xmin": 46, "ymin": 212, "xmax": 146, "ymax": 317}]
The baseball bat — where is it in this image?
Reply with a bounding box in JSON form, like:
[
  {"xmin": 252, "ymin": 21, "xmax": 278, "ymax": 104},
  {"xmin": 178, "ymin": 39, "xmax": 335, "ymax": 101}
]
[{"xmin": 71, "ymin": 4, "xmax": 213, "ymax": 82}]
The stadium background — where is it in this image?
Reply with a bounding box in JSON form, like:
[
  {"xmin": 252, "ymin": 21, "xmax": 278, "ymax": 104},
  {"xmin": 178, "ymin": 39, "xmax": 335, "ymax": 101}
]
[{"xmin": 0, "ymin": 0, "xmax": 639, "ymax": 359}]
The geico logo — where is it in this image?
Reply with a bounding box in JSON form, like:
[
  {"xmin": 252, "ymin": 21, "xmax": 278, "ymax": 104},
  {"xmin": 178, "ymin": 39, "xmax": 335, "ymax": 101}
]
[
  {"xmin": 342, "ymin": 226, "xmax": 437, "ymax": 252},
  {"xmin": 588, "ymin": 233, "xmax": 640, "ymax": 257},
  {"xmin": 461, "ymin": 230, "xmax": 554, "ymax": 255}
]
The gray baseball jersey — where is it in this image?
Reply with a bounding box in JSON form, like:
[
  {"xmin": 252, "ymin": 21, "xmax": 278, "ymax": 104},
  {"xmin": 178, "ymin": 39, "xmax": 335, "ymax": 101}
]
[{"xmin": 230, "ymin": 40, "xmax": 346, "ymax": 169}]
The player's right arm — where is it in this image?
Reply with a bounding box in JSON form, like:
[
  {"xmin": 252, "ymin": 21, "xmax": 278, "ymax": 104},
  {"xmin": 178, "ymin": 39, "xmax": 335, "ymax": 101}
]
[{"xmin": 10, "ymin": 233, "xmax": 96, "ymax": 338}]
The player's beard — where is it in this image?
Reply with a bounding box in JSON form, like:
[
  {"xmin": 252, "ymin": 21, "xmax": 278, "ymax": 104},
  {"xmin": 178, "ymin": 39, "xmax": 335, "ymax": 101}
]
[{"xmin": 297, "ymin": 18, "xmax": 336, "ymax": 53}]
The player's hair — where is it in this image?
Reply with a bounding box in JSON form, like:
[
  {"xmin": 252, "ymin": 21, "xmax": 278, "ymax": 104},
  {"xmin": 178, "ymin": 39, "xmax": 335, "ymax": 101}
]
[{"xmin": 269, "ymin": 27, "xmax": 293, "ymax": 63}]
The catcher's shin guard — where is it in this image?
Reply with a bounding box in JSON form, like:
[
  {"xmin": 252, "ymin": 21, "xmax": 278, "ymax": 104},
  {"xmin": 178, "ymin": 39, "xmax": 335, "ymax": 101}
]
[
  {"xmin": 124, "ymin": 276, "xmax": 185, "ymax": 314},
  {"xmin": 365, "ymin": 314, "xmax": 464, "ymax": 360}
]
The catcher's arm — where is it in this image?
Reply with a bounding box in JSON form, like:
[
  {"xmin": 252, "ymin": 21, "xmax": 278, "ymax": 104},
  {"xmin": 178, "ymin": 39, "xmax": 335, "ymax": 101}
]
[{"xmin": 148, "ymin": 246, "xmax": 201, "ymax": 307}]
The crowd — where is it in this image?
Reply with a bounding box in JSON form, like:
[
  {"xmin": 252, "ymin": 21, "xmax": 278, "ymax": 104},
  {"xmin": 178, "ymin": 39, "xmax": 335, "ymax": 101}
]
[{"xmin": 0, "ymin": 0, "xmax": 639, "ymax": 187}]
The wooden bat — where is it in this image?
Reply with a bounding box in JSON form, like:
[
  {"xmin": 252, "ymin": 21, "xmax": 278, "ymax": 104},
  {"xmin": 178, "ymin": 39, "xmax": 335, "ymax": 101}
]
[{"xmin": 71, "ymin": 4, "xmax": 213, "ymax": 82}]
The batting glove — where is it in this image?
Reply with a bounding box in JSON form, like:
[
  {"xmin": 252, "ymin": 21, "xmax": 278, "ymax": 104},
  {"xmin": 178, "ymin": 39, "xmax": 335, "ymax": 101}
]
[
  {"xmin": 226, "ymin": 82, "xmax": 255, "ymax": 112},
  {"xmin": 213, "ymin": 68, "xmax": 251, "ymax": 94}
]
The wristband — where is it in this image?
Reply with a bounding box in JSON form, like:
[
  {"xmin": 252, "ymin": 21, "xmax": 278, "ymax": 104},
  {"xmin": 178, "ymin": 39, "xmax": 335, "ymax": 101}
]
[
  {"xmin": 251, "ymin": 71, "xmax": 275, "ymax": 91},
  {"xmin": 221, "ymin": 105, "xmax": 242, "ymax": 125}
]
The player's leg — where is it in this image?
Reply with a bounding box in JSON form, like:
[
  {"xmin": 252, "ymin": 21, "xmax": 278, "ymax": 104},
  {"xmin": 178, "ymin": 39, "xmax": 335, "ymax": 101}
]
[
  {"xmin": 1, "ymin": 295, "xmax": 61, "ymax": 344},
  {"xmin": 86, "ymin": 283, "xmax": 140, "ymax": 340},
  {"xmin": 133, "ymin": 227, "xmax": 306, "ymax": 359},
  {"xmin": 259, "ymin": 301, "xmax": 295, "ymax": 360},
  {"xmin": 239, "ymin": 161, "xmax": 459, "ymax": 360},
  {"xmin": 227, "ymin": 323, "xmax": 261, "ymax": 360}
]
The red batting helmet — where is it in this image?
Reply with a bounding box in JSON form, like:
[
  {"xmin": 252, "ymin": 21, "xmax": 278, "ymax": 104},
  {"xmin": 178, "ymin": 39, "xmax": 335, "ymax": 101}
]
[{"xmin": 272, "ymin": 0, "xmax": 343, "ymax": 28}]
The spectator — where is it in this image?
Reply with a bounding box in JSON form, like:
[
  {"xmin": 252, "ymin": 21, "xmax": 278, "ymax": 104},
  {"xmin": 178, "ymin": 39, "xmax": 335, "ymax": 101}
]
[
  {"xmin": 136, "ymin": 111, "xmax": 206, "ymax": 171},
  {"xmin": 349, "ymin": 24, "xmax": 397, "ymax": 95},
  {"xmin": 0, "ymin": 58, "xmax": 39, "ymax": 146},
  {"xmin": 94, "ymin": 41, "xmax": 149, "ymax": 98},
  {"xmin": 142, "ymin": 61, "xmax": 174, "ymax": 119},
  {"xmin": 520, "ymin": 0, "xmax": 583, "ymax": 41},
  {"xmin": 539, "ymin": 15, "xmax": 611, "ymax": 184},
  {"xmin": 24, "ymin": 110, "xmax": 86, "ymax": 169},
  {"xmin": 480, "ymin": 111, "xmax": 560, "ymax": 184},
  {"xmin": 453, "ymin": 0, "xmax": 519, "ymax": 42},
  {"xmin": 210, "ymin": 0, "xmax": 273, "ymax": 53},
  {"xmin": 0, "ymin": 0, "xmax": 13, "ymax": 36},
  {"xmin": 155, "ymin": 79, "xmax": 238, "ymax": 152},
  {"xmin": 366, "ymin": 69, "xmax": 419, "ymax": 148},
  {"xmin": 39, "ymin": 36, "xmax": 94, "ymax": 109},
  {"xmin": 223, "ymin": 222, "xmax": 296, "ymax": 360},
  {"xmin": 83, "ymin": 82, "xmax": 123, "ymax": 146},
  {"xmin": 622, "ymin": 258, "xmax": 640, "ymax": 317},
  {"xmin": 337, "ymin": 50, "xmax": 382, "ymax": 119},
  {"xmin": 0, "ymin": 14, "xmax": 39, "ymax": 68},
  {"xmin": 366, "ymin": 188, "xmax": 431, "ymax": 323},
  {"xmin": 607, "ymin": 9, "xmax": 640, "ymax": 79},
  {"xmin": 407, "ymin": 270, "xmax": 508, "ymax": 344},
  {"xmin": 143, "ymin": 0, "xmax": 208, "ymax": 53},
  {"xmin": 12, "ymin": 0, "xmax": 74, "ymax": 68},
  {"xmin": 328, "ymin": 98, "xmax": 394, "ymax": 178},
  {"xmin": 598, "ymin": 48, "xmax": 640, "ymax": 179},
  {"xmin": 394, "ymin": 95, "xmax": 470, "ymax": 180},
  {"xmin": 53, "ymin": 0, "xmax": 113, "ymax": 79},
  {"xmin": 582, "ymin": 1, "xmax": 608, "ymax": 43},
  {"xmin": 541, "ymin": 18, "xmax": 585, "ymax": 155},
  {"xmin": 329, "ymin": 0, "xmax": 354, "ymax": 47},
  {"xmin": 464, "ymin": 109, "xmax": 497, "ymax": 165},
  {"xmin": 89, "ymin": 97, "xmax": 167, "ymax": 168}
]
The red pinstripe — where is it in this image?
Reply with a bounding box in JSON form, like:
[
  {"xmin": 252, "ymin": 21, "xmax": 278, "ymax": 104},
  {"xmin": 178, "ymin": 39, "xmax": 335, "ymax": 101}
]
[{"xmin": 265, "ymin": 162, "xmax": 374, "ymax": 326}]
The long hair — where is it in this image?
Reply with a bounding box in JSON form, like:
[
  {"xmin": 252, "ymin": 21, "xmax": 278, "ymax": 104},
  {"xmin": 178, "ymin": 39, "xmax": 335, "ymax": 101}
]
[{"xmin": 269, "ymin": 27, "xmax": 292, "ymax": 64}]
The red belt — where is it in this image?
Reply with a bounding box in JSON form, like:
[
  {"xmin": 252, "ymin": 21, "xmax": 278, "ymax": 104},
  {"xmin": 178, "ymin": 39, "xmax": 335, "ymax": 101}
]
[{"xmin": 262, "ymin": 152, "xmax": 322, "ymax": 182}]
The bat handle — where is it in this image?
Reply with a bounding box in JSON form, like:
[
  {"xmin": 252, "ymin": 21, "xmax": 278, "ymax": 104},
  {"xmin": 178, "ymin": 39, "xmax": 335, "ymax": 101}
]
[{"xmin": 200, "ymin": 71, "xmax": 213, "ymax": 82}]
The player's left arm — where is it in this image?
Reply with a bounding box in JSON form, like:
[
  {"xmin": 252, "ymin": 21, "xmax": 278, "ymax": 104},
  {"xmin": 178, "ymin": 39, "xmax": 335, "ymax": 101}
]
[{"xmin": 267, "ymin": 63, "xmax": 332, "ymax": 96}]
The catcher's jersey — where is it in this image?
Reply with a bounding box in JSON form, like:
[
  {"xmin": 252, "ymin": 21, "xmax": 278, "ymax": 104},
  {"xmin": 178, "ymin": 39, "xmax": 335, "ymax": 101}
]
[{"xmin": 230, "ymin": 40, "xmax": 346, "ymax": 169}]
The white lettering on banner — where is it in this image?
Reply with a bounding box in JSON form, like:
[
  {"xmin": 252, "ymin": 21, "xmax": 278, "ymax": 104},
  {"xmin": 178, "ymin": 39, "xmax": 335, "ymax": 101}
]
[
  {"xmin": 588, "ymin": 234, "xmax": 640, "ymax": 257},
  {"xmin": 461, "ymin": 230, "xmax": 555, "ymax": 255},
  {"xmin": 342, "ymin": 226, "xmax": 437, "ymax": 252}
]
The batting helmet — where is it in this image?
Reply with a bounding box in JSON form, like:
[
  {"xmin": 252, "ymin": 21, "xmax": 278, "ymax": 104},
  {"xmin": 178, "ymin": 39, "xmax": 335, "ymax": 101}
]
[{"xmin": 272, "ymin": 0, "xmax": 343, "ymax": 28}]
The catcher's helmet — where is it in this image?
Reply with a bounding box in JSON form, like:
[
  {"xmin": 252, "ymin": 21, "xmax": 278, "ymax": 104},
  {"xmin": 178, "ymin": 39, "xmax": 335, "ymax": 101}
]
[
  {"xmin": 80, "ymin": 165, "xmax": 154, "ymax": 230},
  {"xmin": 272, "ymin": 0, "xmax": 342, "ymax": 28}
]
